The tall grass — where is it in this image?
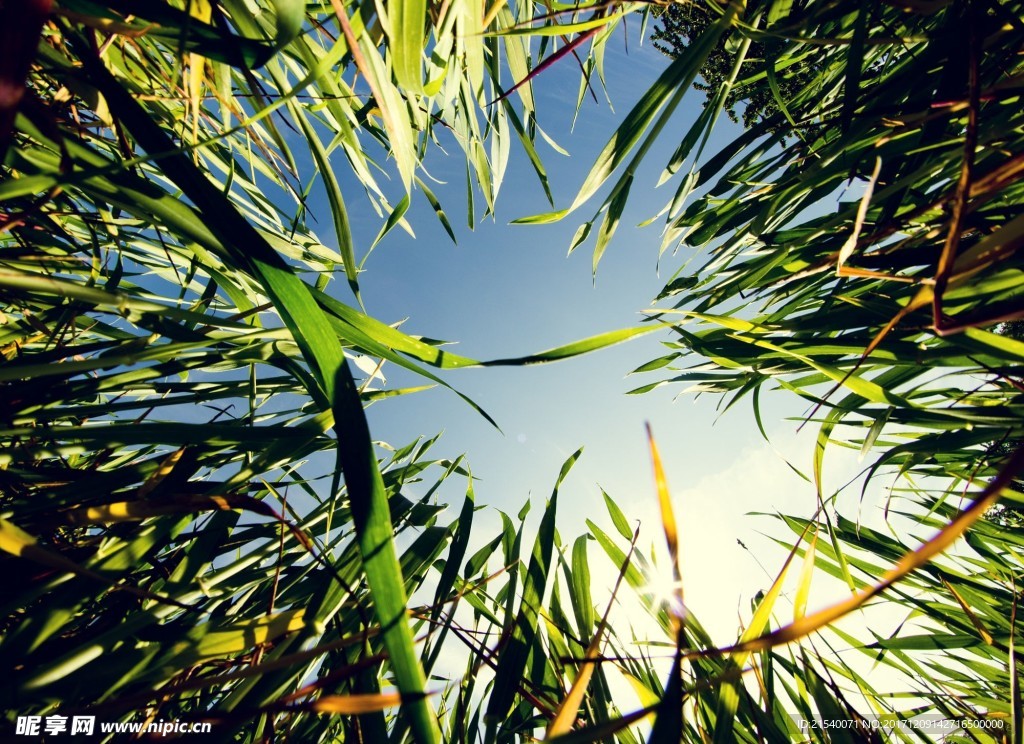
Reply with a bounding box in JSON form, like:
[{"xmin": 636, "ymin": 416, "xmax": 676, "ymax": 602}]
[
  {"xmin": 0, "ymin": 1, "xmax": 649, "ymax": 740},
  {"xmin": 538, "ymin": 0, "xmax": 1024, "ymax": 739},
  {"xmin": 2, "ymin": 0, "xmax": 1022, "ymax": 741}
]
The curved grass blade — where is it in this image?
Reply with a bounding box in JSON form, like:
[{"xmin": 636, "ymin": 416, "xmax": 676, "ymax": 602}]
[
  {"xmin": 331, "ymin": 365, "xmax": 441, "ymax": 743},
  {"xmin": 565, "ymin": 0, "xmax": 742, "ymax": 217},
  {"xmin": 482, "ymin": 324, "xmax": 662, "ymax": 366},
  {"xmin": 684, "ymin": 446, "xmax": 1024, "ymax": 661}
]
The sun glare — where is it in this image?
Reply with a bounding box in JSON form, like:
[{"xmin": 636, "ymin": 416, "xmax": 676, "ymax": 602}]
[{"xmin": 638, "ymin": 571, "xmax": 688, "ymax": 624}]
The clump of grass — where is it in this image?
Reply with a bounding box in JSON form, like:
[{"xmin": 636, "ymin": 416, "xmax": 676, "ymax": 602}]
[{"xmin": 3, "ymin": 0, "xmax": 1023, "ymax": 741}]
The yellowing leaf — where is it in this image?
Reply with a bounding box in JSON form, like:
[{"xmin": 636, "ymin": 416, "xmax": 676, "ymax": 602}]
[
  {"xmin": 794, "ymin": 531, "xmax": 818, "ymax": 621},
  {"xmin": 305, "ymin": 692, "xmax": 404, "ymax": 714},
  {"xmin": 137, "ymin": 447, "xmax": 186, "ymax": 498},
  {"xmin": 171, "ymin": 609, "xmax": 309, "ymax": 662},
  {"xmin": 0, "ymin": 516, "xmax": 37, "ymax": 557},
  {"xmin": 646, "ymin": 424, "xmax": 683, "ymax": 627}
]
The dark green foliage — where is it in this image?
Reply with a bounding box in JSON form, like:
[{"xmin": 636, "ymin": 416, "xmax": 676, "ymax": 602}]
[{"xmin": 985, "ymin": 503, "xmax": 1024, "ymax": 529}]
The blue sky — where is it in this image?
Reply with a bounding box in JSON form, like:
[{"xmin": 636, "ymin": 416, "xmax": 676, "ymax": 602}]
[{"xmin": 309, "ymin": 23, "xmax": 878, "ymax": 644}]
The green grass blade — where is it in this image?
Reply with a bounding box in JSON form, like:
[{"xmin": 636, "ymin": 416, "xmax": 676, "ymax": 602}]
[
  {"xmin": 390, "ymin": 0, "xmax": 426, "ymax": 93},
  {"xmin": 331, "ymin": 363, "xmax": 440, "ymax": 744},
  {"xmin": 564, "ymin": 0, "xmax": 742, "ymax": 217}
]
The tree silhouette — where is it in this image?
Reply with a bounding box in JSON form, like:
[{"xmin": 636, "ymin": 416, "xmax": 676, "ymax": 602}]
[{"xmin": 650, "ymin": 0, "xmax": 810, "ymax": 133}]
